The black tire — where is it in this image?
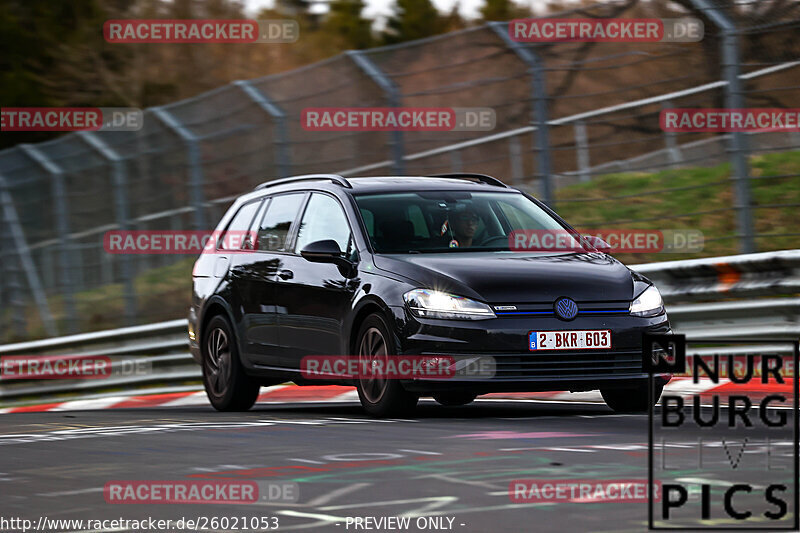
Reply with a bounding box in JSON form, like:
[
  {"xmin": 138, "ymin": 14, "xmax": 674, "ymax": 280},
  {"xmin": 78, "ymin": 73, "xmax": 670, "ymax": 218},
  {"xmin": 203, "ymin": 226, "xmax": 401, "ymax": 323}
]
[
  {"xmin": 433, "ymin": 392, "xmax": 478, "ymax": 406},
  {"xmin": 355, "ymin": 314, "xmax": 419, "ymax": 417},
  {"xmin": 202, "ymin": 315, "xmax": 260, "ymax": 411},
  {"xmin": 601, "ymin": 381, "xmax": 664, "ymax": 413}
]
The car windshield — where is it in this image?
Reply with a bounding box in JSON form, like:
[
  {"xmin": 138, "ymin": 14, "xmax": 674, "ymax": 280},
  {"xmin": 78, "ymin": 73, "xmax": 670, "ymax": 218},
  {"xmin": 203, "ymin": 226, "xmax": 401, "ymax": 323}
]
[{"xmin": 354, "ymin": 191, "xmax": 585, "ymax": 254}]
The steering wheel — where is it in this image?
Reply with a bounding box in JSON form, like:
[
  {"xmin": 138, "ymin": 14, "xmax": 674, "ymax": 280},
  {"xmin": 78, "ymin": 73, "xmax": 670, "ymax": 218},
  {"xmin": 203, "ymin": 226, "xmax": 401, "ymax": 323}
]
[{"xmin": 478, "ymin": 235, "xmax": 509, "ymax": 248}]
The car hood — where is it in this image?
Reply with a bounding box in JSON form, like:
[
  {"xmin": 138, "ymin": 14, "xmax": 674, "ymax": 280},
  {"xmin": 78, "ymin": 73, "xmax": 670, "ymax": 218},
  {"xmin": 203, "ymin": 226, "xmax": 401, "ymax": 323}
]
[{"xmin": 373, "ymin": 252, "xmax": 635, "ymax": 303}]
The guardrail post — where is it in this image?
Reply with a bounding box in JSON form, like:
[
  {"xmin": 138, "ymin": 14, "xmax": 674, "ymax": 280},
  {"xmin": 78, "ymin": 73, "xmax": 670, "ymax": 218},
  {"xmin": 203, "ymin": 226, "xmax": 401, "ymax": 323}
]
[
  {"xmin": 450, "ymin": 151, "xmax": 463, "ymax": 172},
  {"xmin": 152, "ymin": 108, "xmax": 207, "ymax": 231},
  {"xmin": 101, "ymin": 248, "xmax": 112, "ymax": 284},
  {"xmin": 789, "ymin": 128, "xmax": 800, "ymax": 147},
  {"xmin": 347, "ymin": 50, "xmax": 406, "ymax": 175},
  {"xmin": 73, "ymin": 244, "xmax": 85, "ymax": 291},
  {"xmin": 41, "ymin": 246, "xmax": 55, "ymax": 291},
  {"xmin": 574, "ymin": 120, "xmax": 591, "ymax": 182},
  {"xmin": 18, "ymin": 145, "xmax": 78, "ymax": 334},
  {"xmin": 508, "ymin": 135, "xmax": 523, "ymax": 187},
  {"xmin": 233, "ymin": 80, "xmax": 292, "ymax": 178},
  {"xmin": 0, "ymin": 176, "xmax": 57, "ymax": 337},
  {"xmin": 689, "ymin": 0, "xmax": 755, "ymax": 253},
  {"xmin": 529, "ymin": 49, "xmax": 554, "ymax": 206},
  {"xmin": 0, "ymin": 183, "xmax": 27, "ymax": 339},
  {"xmin": 489, "ymin": 22, "xmax": 554, "ymax": 206},
  {"xmin": 661, "ymin": 100, "xmax": 683, "ymax": 167},
  {"xmin": 78, "ymin": 131, "xmax": 137, "ymax": 327},
  {"xmin": 0, "ymin": 235, "xmax": 7, "ymax": 338},
  {"xmin": 166, "ymin": 211, "xmax": 182, "ymax": 267}
]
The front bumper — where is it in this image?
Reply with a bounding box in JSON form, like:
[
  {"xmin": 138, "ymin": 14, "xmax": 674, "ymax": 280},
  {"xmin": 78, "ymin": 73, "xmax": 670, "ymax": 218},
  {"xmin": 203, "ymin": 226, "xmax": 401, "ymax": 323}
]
[{"xmin": 389, "ymin": 305, "xmax": 671, "ymax": 393}]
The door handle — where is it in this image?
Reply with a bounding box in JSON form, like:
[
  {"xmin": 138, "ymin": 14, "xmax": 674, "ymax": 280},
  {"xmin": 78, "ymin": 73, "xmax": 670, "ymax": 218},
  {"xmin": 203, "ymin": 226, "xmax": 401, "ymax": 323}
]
[{"xmin": 278, "ymin": 269, "xmax": 294, "ymax": 280}]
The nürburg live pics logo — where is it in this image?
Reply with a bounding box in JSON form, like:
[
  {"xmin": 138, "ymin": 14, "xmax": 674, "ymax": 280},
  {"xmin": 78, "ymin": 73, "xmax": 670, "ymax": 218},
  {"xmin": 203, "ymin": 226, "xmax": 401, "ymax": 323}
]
[{"xmin": 646, "ymin": 334, "xmax": 799, "ymax": 530}]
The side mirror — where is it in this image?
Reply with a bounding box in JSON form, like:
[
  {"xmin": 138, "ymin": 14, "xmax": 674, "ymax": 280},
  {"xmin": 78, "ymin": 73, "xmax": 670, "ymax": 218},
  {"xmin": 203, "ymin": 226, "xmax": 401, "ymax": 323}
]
[
  {"xmin": 300, "ymin": 239, "xmax": 353, "ymax": 269},
  {"xmin": 581, "ymin": 234, "xmax": 612, "ymax": 253}
]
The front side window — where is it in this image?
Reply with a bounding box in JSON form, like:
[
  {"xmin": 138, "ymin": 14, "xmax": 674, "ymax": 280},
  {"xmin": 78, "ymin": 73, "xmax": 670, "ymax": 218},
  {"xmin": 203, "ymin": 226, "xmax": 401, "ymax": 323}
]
[
  {"xmin": 256, "ymin": 193, "xmax": 305, "ymax": 252},
  {"xmin": 354, "ymin": 191, "xmax": 580, "ymax": 254},
  {"xmin": 295, "ymin": 193, "xmax": 353, "ymax": 256}
]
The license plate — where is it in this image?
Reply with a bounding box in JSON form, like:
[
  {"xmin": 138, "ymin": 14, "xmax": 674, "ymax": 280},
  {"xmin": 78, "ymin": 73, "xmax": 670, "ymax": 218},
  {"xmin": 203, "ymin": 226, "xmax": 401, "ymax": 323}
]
[{"xmin": 528, "ymin": 330, "xmax": 611, "ymax": 351}]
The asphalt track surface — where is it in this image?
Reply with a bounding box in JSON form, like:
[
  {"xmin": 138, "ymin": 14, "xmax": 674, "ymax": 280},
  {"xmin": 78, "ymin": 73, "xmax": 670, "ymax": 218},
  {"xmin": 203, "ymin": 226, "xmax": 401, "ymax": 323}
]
[{"xmin": 0, "ymin": 398, "xmax": 797, "ymax": 533}]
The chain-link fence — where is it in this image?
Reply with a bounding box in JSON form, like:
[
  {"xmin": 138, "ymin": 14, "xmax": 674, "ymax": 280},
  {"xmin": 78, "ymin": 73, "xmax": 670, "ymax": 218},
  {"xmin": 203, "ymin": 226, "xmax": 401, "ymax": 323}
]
[{"xmin": 1, "ymin": 0, "xmax": 799, "ymax": 341}]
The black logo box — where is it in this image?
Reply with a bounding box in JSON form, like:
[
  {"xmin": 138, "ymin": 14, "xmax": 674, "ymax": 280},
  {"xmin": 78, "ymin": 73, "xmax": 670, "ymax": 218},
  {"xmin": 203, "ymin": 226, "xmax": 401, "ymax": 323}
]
[{"xmin": 645, "ymin": 335, "xmax": 799, "ymax": 531}]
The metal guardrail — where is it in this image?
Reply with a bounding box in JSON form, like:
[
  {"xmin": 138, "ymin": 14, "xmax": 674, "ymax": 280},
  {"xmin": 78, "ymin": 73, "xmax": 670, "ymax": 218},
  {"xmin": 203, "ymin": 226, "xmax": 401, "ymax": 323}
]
[
  {"xmin": 669, "ymin": 298, "xmax": 800, "ymax": 342},
  {"xmin": 0, "ymin": 318, "xmax": 187, "ymax": 356},
  {"xmin": 0, "ymin": 320, "xmax": 196, "ymax": 401},
  {"xmin": 0, "ymin": 251, "xmax": 797, "ymax": 404},
  {"xmin": 632, "ymin": 249, "xmax": 800, "ymax": 300}
]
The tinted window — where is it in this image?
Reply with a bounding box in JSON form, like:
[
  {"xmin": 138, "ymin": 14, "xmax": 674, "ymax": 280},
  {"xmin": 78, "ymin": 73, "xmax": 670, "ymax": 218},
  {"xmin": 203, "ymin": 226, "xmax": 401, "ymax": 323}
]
[
  {"xmin": 354, "ymin": 191, "xmax": 575, "ymax": 253},
  {"xmin": 295, "ymin": 193, "xmax": 353, "ymax": 255},
  {"xmin": 219, "ymin": 200, "xmax": 260, "ymax": 251},
  {"xmin": 257, "ymin": 193, "xmax": 305, "ymax": 252},
  {"xmin": 499, "ymin": 202, "xmax": 542, "ymax": 230}
]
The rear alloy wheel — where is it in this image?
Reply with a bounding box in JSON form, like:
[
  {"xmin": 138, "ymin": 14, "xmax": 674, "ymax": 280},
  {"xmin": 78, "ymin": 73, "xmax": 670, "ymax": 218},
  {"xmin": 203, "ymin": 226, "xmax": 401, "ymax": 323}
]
[
  {"xmin": 433, "ymin": 392, "xmax": 478, "ymax": 406},
  {"xmin": 600, "ymin": 381, "xmax": 664, "ymax": 413},
  {"xmin": 355, "ymin": 314, "xmax": 419, "ymax": 417},
  {"xmin": 202, "ymin": 315, "xmax": 260, "ymax": 411}
]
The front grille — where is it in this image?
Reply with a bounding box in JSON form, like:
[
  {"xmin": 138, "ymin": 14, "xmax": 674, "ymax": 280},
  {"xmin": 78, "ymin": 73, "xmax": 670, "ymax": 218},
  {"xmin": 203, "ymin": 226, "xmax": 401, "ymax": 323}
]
[
  {"xmin": 424, "ymin": 350, "xmax": 644, "ymax": 380},
  {"xmin": 492, "ymin": 300, "xmax": 631, "ymax": 318},
  {"xmin": 493, "ymin": 350, "xmax": 643, "ymax": 379}
]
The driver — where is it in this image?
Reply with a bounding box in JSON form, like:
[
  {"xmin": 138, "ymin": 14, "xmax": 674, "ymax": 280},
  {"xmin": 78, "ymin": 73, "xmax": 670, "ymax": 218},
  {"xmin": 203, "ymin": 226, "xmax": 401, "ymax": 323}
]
[{"xmin": 451, "ymin": 206, "xmax": 480, "ymax": 247}]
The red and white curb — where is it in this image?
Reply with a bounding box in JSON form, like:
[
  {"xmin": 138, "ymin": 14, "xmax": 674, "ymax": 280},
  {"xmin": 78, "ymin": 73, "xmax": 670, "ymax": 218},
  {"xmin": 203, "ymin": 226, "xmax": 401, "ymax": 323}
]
[
  {"xmin": 0, "ymin": 385, "xmax": 356, "ymax": 414},
  {"xmin": 1, "ymin": 377, "xmax": 792, "ymax": 414}
]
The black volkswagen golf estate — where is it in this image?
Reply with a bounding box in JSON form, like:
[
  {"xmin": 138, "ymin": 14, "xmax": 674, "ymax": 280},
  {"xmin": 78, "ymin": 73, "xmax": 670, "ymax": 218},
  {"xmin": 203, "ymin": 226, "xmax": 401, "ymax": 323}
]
[{"xmin": 189, "ymin": 173, "xmax": 671, "ymax": 416}]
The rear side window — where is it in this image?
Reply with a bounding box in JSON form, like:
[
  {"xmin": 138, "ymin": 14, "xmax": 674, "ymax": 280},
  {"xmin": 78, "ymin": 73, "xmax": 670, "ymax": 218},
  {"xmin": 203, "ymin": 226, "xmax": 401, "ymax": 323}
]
[
  {"xmin": 219, "ymin": 200, "xmax": 260, "ymax": 251},
  {"xmin": 257, "ymin": 193, "xmax": 305, "ymax": 252}
]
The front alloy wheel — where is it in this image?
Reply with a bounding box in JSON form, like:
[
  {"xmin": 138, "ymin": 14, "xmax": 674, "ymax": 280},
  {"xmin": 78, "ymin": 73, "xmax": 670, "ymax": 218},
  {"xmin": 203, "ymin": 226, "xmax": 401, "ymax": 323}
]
[
  {"xmin": 355, "ymin": 314, "xmax": 418, "ymax": 417},
  {"xmin": 358, "ymin": 326, "xmax": 390, "ymax": 404}
]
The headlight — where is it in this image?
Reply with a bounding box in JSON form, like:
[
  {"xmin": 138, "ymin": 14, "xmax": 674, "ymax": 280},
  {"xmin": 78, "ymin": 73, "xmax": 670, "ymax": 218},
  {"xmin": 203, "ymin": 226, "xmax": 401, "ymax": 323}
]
[
  {"xmin": 403, "ymin": 289, "xmax": 496, "ymax": 320},
  {"xmin": 629, "ymin": 285, "xmax": 665, "ymax": 317}
]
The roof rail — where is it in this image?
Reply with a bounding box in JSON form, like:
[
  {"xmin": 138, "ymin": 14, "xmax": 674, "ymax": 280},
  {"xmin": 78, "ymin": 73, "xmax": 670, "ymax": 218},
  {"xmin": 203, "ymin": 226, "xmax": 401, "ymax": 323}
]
[
  {"xmin": 255, "ymin": 174, "xmax": 351, "ymax": 190},
  {"xmin": 427, "ymin": 173, "xmax": 508, "ymax": 188}
]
